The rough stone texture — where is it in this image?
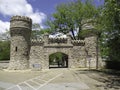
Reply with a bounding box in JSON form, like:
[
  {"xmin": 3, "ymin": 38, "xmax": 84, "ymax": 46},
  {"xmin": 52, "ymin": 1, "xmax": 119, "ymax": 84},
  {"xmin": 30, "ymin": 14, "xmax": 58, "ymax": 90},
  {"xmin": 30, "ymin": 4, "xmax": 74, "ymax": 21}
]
[
  {"xmin": 8, "ymin": 15, "xmax": 100, "ymax": 70},
  {"xmin": 85, "ymin": 36, "xmax": 97, "ymax": 67},
  {"xmin": 8, "ymin": 16, "xmax": 32, "ymax": 70},
  {"xmin": 72, "ymin": 46, "xmax": 86, "ymax": 68},
  {"xmin": 29, "ymin": 46, "xmax": 44, "ymax": 70},
  {"xmin": 29, "ymin": 35, "xmax": 98, "ymax": 70}
]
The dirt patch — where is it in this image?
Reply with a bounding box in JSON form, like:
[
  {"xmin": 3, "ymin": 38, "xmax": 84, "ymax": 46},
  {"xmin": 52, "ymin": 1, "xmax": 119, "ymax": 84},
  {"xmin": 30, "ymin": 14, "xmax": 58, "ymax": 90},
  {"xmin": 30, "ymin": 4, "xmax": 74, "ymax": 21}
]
[{"xmin": 86, "ymin": 70, "xmax": 120, "ymax": 90}]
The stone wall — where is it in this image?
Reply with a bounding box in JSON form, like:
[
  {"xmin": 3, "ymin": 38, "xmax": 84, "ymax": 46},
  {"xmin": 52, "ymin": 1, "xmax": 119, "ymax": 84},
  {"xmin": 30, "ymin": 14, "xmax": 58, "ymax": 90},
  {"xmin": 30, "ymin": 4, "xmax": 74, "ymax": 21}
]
[
  {"xmin": 85, "ymin": 36, "xmax": 97, "ymax": 68},
  {"xmin": 72, "ymin": 46, "xmax": 86, "ymax": 68},
  {"xmin": 29, "ymin": 35, "xmax": 98, "ymax": 69},
  {"xmin": 30, "ymin": 42, "xmax": 74, "ymax": 69},
  {"xmin": 29, "ymin": 45, "xmax": 44, "ymax": 70}
]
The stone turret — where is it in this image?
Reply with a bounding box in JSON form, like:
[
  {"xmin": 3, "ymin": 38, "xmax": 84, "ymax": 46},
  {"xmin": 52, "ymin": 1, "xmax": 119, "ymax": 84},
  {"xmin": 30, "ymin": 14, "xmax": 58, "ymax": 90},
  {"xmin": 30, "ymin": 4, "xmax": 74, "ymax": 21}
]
[{"xmin": 8, "ymin": 16, "xmax": 32, "ymax": 70}]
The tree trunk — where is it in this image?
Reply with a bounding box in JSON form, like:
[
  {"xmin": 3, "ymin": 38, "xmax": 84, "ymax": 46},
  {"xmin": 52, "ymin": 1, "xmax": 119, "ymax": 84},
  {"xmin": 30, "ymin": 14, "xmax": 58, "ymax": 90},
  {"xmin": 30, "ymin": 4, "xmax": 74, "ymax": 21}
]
[
  {"xmin": 96, "ymin": 36, "xmax": 99, "ymax": 69},
  {"xmin": 70, "ymin": 28, "xmax": 76, "ymax": 40},
  {"xmin": 77, "ymin": 25, "xmax": 82, "ymax": 40}
]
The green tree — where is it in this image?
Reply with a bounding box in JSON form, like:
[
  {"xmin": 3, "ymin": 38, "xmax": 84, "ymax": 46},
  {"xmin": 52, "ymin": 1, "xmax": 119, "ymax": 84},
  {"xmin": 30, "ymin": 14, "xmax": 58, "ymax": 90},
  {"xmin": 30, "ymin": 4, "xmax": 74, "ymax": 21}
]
[
  {"xmin": 0, "ymin": 41, "xmax": 10, "ymax": 60},
  {"xmin": 47, "ymin": 0, "xmax": 99, "ymax": 40},
  {"xmin": 32, "ymin": 23, "xmax": 52, "ymax": 39},
  {"xmin": 100, "ymin": 0, "xmax": 120, "ymax": 61},
  {"xmin": 49, "ymin": 52, "xmax": 63, "ymax": 65},
  {"xmin": 31, "ymin": 23, "xmax": 42, "ymax": 39},
  {"xmin": 49, "ymin": 52, "xmax": 68, "ymax": 66},
  {"xmin": 0, "ymin": 29, "xmax": 10, "ymax": 60}
]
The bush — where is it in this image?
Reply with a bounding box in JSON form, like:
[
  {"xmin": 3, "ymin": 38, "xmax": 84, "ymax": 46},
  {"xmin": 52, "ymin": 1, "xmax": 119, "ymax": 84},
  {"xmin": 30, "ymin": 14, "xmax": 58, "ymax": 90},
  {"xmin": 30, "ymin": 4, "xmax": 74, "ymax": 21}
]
[{"xmin": 0, "ymin": 41, "xmax": 10, "ymax": 60}]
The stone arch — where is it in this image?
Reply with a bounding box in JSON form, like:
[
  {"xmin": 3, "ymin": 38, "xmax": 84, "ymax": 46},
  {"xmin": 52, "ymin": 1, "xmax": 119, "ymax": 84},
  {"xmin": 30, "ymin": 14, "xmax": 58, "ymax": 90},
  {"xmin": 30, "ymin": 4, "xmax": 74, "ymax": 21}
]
[
  {"xmin": 49, "ymin": 52, "xmax": 68, "ymax": 68},
  {"xmin": 42, "ymin": 48, "xmax": 73, "ymax": 69}
]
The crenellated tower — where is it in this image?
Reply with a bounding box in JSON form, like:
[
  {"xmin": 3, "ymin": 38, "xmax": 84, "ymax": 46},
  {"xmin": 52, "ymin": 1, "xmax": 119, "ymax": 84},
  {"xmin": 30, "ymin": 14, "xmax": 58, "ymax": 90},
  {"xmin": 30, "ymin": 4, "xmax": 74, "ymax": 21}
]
[{"xmin": 8, "ymin": 16, "xmax": 32, "ymax": 70}]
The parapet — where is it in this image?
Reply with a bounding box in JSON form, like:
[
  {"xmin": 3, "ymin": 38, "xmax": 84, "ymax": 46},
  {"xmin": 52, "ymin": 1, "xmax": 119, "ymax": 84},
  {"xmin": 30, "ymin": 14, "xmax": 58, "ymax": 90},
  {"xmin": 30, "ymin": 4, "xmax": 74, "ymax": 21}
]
[
  {"xmin": 10, "ymin": 15, "xmax": 32, "ymax": 23},
  {"xmin": 71, "ymin": 40, "xmax": 85, "ymax": 46},
  {"xmin": 10, "ymin": 15, "xmax": 32, "ymax": 30},
  {"xmin": 31, "ymin": 39, "xmax": 44, "ymax": 46},
  {"xmin": 48, "ymin": 38, "xmax": 67, "ymax": 44}
]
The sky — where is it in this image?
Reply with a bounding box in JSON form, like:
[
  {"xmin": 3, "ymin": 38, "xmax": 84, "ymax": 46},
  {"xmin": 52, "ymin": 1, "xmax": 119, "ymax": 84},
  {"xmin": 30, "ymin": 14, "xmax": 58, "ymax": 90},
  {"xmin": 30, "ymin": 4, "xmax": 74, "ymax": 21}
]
[{"xmin": 0, "ymin": 0, "xmax": 104, "ymax": 33}]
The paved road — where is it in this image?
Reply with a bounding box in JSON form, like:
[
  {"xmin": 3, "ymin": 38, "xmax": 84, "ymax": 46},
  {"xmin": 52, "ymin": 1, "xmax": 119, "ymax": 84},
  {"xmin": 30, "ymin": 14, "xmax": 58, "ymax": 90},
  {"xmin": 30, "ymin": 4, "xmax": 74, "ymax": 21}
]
[{"xmin": 0, "ymin": 68, "xmax": 119, "ymax": 90}]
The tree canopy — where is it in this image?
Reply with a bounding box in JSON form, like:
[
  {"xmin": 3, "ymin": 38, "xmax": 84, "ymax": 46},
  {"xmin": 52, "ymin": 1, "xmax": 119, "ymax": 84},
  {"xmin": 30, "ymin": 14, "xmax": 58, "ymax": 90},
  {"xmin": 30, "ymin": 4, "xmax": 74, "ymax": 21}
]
[
  {"xmin": 100, "ymin": 0, "xmax": 120, "ymax": 61},
  {"xmin": 46, "ymin": 0, "xmax": 99, "ymax": 39}
]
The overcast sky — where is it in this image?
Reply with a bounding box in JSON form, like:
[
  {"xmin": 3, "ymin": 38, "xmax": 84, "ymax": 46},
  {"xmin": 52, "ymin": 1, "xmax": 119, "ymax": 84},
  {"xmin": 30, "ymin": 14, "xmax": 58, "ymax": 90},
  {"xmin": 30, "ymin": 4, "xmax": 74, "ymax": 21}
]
[{"xmin": 0, "ymin": 0, "xmax": 104, "ymax": 33}]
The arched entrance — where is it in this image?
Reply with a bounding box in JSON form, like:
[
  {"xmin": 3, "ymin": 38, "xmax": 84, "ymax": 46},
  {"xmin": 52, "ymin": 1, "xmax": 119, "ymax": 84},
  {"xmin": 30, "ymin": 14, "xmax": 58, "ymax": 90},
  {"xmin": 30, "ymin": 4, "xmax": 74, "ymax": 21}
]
[{"xmin": 49, "ymin": 52, "xmax": 68, "ymax": 68}]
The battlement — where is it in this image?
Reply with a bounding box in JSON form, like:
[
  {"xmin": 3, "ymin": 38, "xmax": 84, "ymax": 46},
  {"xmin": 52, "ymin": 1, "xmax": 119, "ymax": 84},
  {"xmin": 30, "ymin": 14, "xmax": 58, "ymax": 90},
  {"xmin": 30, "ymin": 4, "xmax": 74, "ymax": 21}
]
[
  {"xmin": 10, "ymin": 15, "xmax": 32, "ymax": 23},
  {"xmin": 31, "ymin": 39, "xmax": 44, "ymax": 46},
  {"xmin": 48, "ymin": 38, "xmax": 67, "ymax": 44},
  {"xmin": 31, "ymin": 37, "xmax": 85, "ymax": 46},
  {"xmin": 10, "ymin": 15, "xmax": 32, "ymax": 30},
  {"xmin": 71, "ymin": 40, "xmax": 85, "ymax": 46},
  {"xmin": 31, "ymin": 39, "xmax": 44, "ymax": 43}
]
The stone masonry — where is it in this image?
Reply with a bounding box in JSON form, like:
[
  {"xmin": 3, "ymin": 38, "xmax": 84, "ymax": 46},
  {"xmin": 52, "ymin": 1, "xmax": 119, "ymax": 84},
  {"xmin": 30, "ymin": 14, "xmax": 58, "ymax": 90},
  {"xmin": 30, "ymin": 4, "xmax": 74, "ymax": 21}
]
[
  {"xmin": 8, "ymin": 16, "xmax": 99, "ymax": 70},
  {"xmin": 8, "ymin": 16, "xmax": 32, "ymax": 70}
]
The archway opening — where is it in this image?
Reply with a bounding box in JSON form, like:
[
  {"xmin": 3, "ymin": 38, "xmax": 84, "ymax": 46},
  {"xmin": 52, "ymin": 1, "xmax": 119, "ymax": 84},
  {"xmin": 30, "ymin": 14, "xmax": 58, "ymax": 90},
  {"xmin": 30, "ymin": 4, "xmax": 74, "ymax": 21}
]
[{"xmin": 49, "ymin": 52, "xmax": 68, "ymax": 68}]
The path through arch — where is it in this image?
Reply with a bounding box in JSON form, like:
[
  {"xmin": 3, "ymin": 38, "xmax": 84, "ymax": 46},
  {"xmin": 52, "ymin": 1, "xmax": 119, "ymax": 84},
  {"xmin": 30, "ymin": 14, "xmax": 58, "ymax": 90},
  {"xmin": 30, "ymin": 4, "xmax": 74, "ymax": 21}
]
[{"xmin": 49, "ymin": 52, "xmax": 68, "ymax": 68}]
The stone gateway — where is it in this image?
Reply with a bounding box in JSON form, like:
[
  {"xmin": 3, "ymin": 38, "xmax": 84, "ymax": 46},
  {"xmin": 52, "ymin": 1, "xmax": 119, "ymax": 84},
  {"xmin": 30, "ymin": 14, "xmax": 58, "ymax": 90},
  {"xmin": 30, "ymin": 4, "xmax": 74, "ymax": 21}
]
[{"xmin": 8, "ymin": 16, "xmax": 99, "ymax": 70}]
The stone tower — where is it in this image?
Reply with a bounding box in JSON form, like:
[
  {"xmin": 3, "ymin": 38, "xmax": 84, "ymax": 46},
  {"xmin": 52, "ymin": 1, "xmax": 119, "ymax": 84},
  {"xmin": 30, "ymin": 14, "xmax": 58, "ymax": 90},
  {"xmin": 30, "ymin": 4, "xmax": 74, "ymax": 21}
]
[{"xmin": 8, "ymin": 16, "xmax": 32, "ymax": 70}]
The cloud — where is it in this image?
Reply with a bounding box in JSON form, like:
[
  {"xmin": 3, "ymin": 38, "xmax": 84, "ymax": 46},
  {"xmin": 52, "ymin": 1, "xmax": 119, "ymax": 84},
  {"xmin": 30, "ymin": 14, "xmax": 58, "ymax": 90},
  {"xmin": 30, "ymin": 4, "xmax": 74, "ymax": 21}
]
[
  {"xmin": 0, "ymin": 0, "xmax": 46, "ymax": 33},
  {"xmin": 28, "ymin": 11, "xmax": 46, "ymax": 28},
  {"xmin": 0, "ymin": 0, "xmax": 33, "ymax": 16},
  {"xmin": 0, "ymin": 20, "xmax": 10, "ymax": 33}
]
